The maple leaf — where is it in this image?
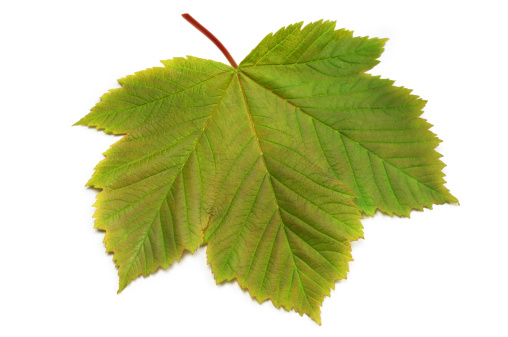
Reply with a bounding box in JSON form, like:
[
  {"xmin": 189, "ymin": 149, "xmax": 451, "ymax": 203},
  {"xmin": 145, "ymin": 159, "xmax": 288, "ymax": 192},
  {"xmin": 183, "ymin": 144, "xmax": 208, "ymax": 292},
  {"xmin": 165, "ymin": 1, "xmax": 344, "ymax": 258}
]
[{"xmin": 75, "ymin": 14, "xmax": 457, "ymax": 324}]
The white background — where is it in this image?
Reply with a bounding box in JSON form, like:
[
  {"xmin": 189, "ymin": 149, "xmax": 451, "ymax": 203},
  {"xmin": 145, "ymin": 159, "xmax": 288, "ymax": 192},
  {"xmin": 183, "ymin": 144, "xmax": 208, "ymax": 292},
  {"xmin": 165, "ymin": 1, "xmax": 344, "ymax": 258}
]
[{"xmin": 1, "ymin": 0, "xmax": 507, "ymax": 336}]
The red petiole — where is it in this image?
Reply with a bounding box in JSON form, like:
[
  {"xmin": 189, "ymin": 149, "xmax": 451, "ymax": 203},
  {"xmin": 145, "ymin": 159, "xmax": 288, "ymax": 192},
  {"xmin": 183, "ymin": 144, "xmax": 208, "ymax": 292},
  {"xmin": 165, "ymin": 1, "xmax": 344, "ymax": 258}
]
[{"xmin": 181, "ymin": 13, "xmax": 238, "ymax": 69}]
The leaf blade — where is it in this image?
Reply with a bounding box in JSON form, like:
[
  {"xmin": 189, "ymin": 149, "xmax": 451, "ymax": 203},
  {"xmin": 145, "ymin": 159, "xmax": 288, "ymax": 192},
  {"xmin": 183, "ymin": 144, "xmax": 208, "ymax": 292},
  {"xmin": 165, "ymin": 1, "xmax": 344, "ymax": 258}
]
[
  {"xmin": 241, "ymin": 43, "xmax": 457, "ymax": 215},
  {"xmin": 77, "ymin": 19, "xmax": 457, "ymax": 324},
  {"xmin": 79, "ymin": 58, "xmax": 235, "ymax": 291},
  {"xmin": 240, "ymin": 20, "xmax": 386, "ymax": 75},
  {"xmin": 203, "ymin": 74, "xmax": 363, "ymax": 324}
]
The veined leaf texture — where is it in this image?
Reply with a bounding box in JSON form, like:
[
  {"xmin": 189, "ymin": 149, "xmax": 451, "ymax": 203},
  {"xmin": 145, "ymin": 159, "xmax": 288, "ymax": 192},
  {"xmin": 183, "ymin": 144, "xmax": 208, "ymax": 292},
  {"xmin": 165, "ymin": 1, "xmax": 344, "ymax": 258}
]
[{"xmin": 76, "ymin": 16, "xmax": 457, "ymax": 324}]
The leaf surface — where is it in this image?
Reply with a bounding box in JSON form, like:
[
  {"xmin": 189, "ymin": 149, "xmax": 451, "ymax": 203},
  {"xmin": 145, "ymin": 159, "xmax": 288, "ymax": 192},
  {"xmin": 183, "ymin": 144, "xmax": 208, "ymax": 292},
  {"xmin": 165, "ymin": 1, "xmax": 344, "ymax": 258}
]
[
  {"xmin": 240, "ymin": 20, "xmax": 457, "ymax": 216},
  {"xmin": 76, "ymin": 20, "xmax": 456, "ymax": 323}
]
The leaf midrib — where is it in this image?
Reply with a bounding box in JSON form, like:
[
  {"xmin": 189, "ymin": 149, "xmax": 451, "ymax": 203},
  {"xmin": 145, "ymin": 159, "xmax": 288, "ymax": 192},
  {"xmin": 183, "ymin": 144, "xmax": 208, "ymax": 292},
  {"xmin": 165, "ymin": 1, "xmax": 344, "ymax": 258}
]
[{"xmin": 236, "ymin": 72, "xmax": 318, "ymax": 317}]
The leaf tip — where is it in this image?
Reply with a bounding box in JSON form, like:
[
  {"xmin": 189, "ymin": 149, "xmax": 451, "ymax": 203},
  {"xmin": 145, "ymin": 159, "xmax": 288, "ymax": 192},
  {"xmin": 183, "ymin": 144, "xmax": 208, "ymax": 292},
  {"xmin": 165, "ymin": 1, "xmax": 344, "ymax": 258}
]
[
  {"xmin": 72, "ymin": 118, "xmax": 86, "ymax": 127},
  {"xmin": 308, "ymin": 310, "xmax": 322, "ymax": 325},
  {"xmin": 448, "ymin": 194, "xmax": 459, "ymax": 205},
  {"xmin": 118, "ymin": 279, "xmax": 129, "ymax": 294}
]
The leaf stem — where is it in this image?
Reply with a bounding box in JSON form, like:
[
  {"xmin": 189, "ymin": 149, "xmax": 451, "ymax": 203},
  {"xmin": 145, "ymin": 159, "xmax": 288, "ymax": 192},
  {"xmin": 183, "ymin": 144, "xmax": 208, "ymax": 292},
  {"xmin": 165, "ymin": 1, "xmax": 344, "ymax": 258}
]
[{"xmin": 181, "ymin": 13, "xmax": 238, "ymax": 69}]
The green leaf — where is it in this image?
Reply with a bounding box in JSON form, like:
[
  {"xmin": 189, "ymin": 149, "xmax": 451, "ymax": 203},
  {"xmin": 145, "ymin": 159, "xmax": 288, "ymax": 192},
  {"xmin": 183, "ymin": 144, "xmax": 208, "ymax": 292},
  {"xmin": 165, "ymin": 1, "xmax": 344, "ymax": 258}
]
[
  {"xmin": 76, "ymin": 19, "xmax": 456, "ymax": 324},
  {"xmin": 239, "ymin": 20, "xmax": 457, "ymax": 216}
]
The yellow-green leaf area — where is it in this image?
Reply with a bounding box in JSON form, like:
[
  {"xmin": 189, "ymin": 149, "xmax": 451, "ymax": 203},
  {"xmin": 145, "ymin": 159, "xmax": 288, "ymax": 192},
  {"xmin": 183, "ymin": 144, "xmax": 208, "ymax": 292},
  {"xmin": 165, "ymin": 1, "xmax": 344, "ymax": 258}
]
[{"xmin": 76, "ymin": 19, "xmax": 456, "ymax": 324}]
